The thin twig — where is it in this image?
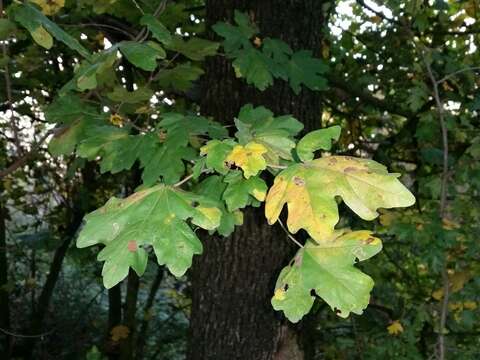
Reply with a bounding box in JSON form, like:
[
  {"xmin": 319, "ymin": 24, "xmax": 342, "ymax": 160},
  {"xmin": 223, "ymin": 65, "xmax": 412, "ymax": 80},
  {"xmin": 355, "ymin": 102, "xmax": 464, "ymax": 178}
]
[
  {"xmin": 423, "ymin": 57, "xmax": 448, "ymax": 218},
  {"xmin": 0, "ymin": 327, "xmax": 54, "ymax": 339},
  {"xmin": 0, "ymin": 130, "xmax": 54, "ymax": 178},
  {"xmin": 278, "ymin": 219, "xmax": 304, "ymax": 248},
  {"xmin": 131, "ymin": 0, "xmax": 145, "ymax": 14},
  {"xmin": 173, "ymin": 168, "xmax": 209, "ymax": 188},
  {"xmin": 436, "ymin": 66, "xmax": 480, "ymax": 85},
  {"xmin": 420, "ymin": 46, "xmax": 450, "ymax": 360},
  {"xmin": 63, "ymin": 23, "xmax": 136, "ymax": 40},
  {"xmin": 439, "ymin": 268, "xmax": 450, "ymax": 360}
]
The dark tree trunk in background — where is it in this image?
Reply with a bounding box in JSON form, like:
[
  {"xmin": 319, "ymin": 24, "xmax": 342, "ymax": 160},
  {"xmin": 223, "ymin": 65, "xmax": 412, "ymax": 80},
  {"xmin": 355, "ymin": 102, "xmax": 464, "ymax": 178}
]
[
  {"xmin": 188, "ymin": 1, "xmax": 331, "ymax": 359},
  {"xmin": 136, "ymin": 267, "xmax": 164, "ymax": 360},
  {"xmin": 120, "ymin": 271, "xmax": 140, "ymax": 360},
  {"xmin": 21, "ymin": 164, "xmax": 96, "ymax": 359},
  {"xmin": 106, "ymin": 285, "xmax": 122, "ymax": 359},
  {"xmin": 0, "ymin": 181, "xmax": 11, "ymax": 357}
]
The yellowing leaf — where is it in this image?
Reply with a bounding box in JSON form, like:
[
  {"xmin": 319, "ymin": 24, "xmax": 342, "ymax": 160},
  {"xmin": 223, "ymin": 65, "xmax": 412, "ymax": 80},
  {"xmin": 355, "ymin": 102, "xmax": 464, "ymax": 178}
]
[
  {"xmin": 273, "ymin": 288, "xmax": 286, "ymax": 301},
  {"xmin": 431, "ymin": 270, "xmax": 471, "ymax": 300},
  {"xmin": 442, "ymin": 218, "xmax": 460, "ymax": 230},
  {"xmin": 272, "ymin": 231, "xmax": 382, "ymax": 321},
  {"xmin": 226, "ymin": 142, "xmax": 267, "ymax": 178},
  {"xmin": 31, "ymin": 0, "xmax": 65, "ymax": 16},
  {"xmin": 109, "ymin": 114, "xmax": 124, "ymax": 127},
  {"xmin": 265, "ymin": 156, "xmax": 415, "ymax": 241},
  {"xmin": 77, "ymin": 185, "xmax": 221, "ymax": 288},
  {"xmin": 432, "ymin": 288, "xmax": 444, "ymax": 301},
  {"xmin": 387, "ymin": 320, "xmax": 404, "ymax": 335},
  {"xmin": 463, "ymin": 301, "xmax": 477, "ymax": 310},
  {"xmin": 110, "ymin": 325, "xmax": 129, "ymax": 341},
  {"xmin": 31, "ymin": 25, "xmax": 53, "ymax": 49},
  {"xmin": 449, "ymin": 302, "xmax": 463, "ymax": 311}
]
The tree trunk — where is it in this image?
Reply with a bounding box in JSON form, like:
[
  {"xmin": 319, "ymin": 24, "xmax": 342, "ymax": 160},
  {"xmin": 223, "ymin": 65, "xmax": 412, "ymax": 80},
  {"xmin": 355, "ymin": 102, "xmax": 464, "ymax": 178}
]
[
  {"xmin": 21, "ymin": 163, "xmax": 96, "ymax": 358},
  {"xmin": 106, "ymin": 285, "xmax": 122, "ymax": 359},
  {"xmin": 120, "ymin": 271, "xmax": 140, "ymax": 360},
  {"xmin": 136, "ymin": 267, "xmax": 164, "ymax": 360},
  {"xmin": 188, "ymin": 1, "xmax": 330, "ymax": 359}
]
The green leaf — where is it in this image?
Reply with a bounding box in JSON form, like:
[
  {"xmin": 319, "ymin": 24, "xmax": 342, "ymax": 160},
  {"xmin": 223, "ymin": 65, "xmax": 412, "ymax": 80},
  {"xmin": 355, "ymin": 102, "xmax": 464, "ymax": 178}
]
[
  {"xmin": 49, "ymin": 119, "xmax": 88, "ymax": 156},
  {"xmin": 140, "ymin": 14, "xmax": 172, "ymax": 45},
  {"xmin": 119, "ymin": 41, "xmax": 166, "ymax": 71},
  {"xmin": 200, "ymin": 139, "xmax": 236, "ymax": 174},
  {"xmin": 212, "ymin": 10, "xmax": 257, "ymax": 53},
  {"xmin": 223, "ymin": 171, "xmax": 267, "ymax": 211},
  {"xmin": 262, "ymin": 38, "xmax": 293, "ymax": 80},
  {"xmin": 296, "ymin": 126, "xmax": 341, "ymax": 161},
  {"xmin": 165, "ymin": 36, "xmax": 219, "ymax": 61},
  {"xmin": 235, "ymin": 104, "xmax": 303, "ymax": 164},
  {"xmin": 77, "ymin": 185, "xmax": 221, "ymax": 288},
  {"xmin": 45, "ymin": 94, "xmax": 106, "ymax": 124},
  {"xmin": 0, "ymin": 19, "xmax": 17, "ymax": 40},
  {"xmin": 287, "ymin": 50, "xmax": 328, "ymax": 94},
  {"xmin": 156, "ymin": 63, "xmax": 204, "ymax": 91},
  {"xmin": 10, "ymin": 3, "xmax": 91, "ymax": 59},
  {"xmin": 76, "ymin": 125, "xmax": 129, "ymax": 160},
  {"xmin": 60, "ymin": 49, "xmax": 117, "ymax": 92},
  {"xmin": 272, "ymin": 231, "xmax": 382, "ymax": 321},
  {"xmin": 265, "ymin": 156, "xmax": 416, "ymax": 240},
  {"xmin": 107, "ymin": 86, "xmax": 154, "ymax": 103},
  {"xmin": 232, "ymin": 48, "xmax": 274, "ymax": 91},
  {"xmin": 193, "ymin": 176, "xmax": 244, "ymax": 237}
]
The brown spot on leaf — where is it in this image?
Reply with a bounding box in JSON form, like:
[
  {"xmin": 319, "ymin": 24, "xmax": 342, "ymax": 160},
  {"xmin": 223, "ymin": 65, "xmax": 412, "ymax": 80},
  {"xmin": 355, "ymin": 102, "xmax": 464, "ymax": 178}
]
[
  {"xmin": 365, "ymin": 237, "xmax": 375, "ymax": 244},
  {"xmin": 127, "ymin": 241, "xmax": 138, "ymax": 252},
  {"xmin": 293, "ymin": 176, "xmax": 305, "ymax": 186},
  {"xmin": 344, "ymin": 167, "xmax": 357, "ymax": 173}
]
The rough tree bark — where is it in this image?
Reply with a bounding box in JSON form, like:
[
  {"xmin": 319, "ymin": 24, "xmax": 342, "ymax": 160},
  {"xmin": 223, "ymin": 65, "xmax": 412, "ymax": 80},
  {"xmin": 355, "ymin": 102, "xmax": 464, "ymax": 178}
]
[{"xmin": 188, "ymin": 1, "xmax": 331, "ymax": 359}]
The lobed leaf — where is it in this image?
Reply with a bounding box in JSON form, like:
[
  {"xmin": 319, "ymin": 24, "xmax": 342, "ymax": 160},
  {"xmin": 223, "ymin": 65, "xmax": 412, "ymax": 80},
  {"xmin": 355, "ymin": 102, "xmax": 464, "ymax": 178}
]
[
  {"xmin": 77, "ymin": 186, "xmax": 221, "ymax": 288},
  {"xmin": 272, "ymin": 231, "xmax": 382, "ymax": 321},
  {"xmin": 265, "ymin": 156, "xmax": 416, "ymax": 240}
]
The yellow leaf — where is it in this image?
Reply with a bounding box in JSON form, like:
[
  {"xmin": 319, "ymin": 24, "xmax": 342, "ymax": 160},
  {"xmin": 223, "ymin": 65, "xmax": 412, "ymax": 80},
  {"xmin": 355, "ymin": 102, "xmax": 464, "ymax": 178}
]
[
  {"xmin": 109, "ymin": 114, "xmax": 124, "ymax": 127},
  {"xmin": 31, "ymin": 0, "xmax": 66, "ymax": 15},
  {"xmin": 265, "ymin": 156, "xmax": 415, "ymax": 241},
  {"xmin": 31, "ymin": 25, "xmax": 53, "ymax": 49},
  {"xmin": 432, "ymin": 288, "xmax": 444, "ymax": 301},
  {"xmin": 448, "ymin": 302, "xmax": 462, "ymax": 311},
  {"xmin": 110, "ymin": 325, "xmax": 130, "ymax": 342},
  {"xmin": 273, "ymin": 288, "xmax": 286, "ymax": 301},
  {"xmin": 253, "ymin": 36, "xmax": 262, "ymax": 47},
  {"xmin": 387, "ymin": 320, "xmax": 404, "ymax": 335},
  {"xmin": 233, "ymin": 210, "xmax": 244, "ymax": 225},
  {"xmin": 450, "ymin": 270, "xmax": 471, "ymax": 292},
  {"xmin": 226, "ymin": 142, "xmax": 267, "ymax": 179},
  {"xmin": 463, "ymin": 301, "xmax": 477, "ymax": 310},
  {"xmin": 442, "ymin": 218, "xmax": 460, "ymax": 230},
  {"xmin": 432, "ymin": 270, "xmax": 471, "ymax": 300}
]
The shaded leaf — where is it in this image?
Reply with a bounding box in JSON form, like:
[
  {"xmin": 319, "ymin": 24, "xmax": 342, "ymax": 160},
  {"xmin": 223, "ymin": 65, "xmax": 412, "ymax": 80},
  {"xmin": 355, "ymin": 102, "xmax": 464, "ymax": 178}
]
[
  {"xmin": 77, "ymin": 185, "xmax": 221, "ymax": 288},
  {"xmin": 272, "ymin": 231, "xmax": 382, "ymax": 321},
  {"xmin": 296, "ymin": 125, "xmax": 341, "ymax": 161}
]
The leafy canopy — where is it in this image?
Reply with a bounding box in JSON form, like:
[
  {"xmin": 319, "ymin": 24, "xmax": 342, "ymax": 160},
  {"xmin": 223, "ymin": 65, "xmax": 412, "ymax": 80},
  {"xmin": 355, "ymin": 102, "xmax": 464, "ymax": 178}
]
[{"xmin": 8, "ymin": 3, "xmax": 416, "ymax": 323}]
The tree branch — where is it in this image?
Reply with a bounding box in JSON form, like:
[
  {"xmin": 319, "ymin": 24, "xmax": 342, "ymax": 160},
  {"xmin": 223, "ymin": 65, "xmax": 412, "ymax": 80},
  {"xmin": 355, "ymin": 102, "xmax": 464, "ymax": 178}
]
[
  {"xmin": 325, "ymin": 73, "xmax": 415, "ymax": 118},
  {"xmin": 0, "ymin": 130, "xmax": 54, "ymax": 178}
]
